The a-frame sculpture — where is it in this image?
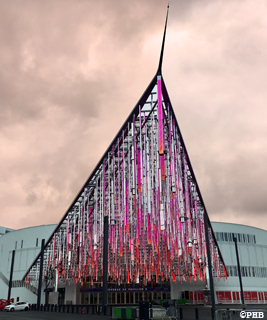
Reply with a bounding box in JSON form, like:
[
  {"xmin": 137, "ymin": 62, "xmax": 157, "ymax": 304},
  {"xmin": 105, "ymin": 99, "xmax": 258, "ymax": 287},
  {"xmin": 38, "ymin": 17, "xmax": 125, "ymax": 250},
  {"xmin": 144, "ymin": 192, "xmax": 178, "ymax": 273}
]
[{"xmin": 24, "ymin": 9, "xmax": 227, "ymax": 289}]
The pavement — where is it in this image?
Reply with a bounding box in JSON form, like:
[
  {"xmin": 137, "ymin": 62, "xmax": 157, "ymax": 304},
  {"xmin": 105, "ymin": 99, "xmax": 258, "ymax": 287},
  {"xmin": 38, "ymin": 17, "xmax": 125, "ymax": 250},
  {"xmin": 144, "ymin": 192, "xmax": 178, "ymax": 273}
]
[
  {"xmin": 0, "ymin": 305, "xmax": 266, "ymax": 320},
  {"xmin": 0, "ymin": 311, "xmax": 110, "ymax": 320}
]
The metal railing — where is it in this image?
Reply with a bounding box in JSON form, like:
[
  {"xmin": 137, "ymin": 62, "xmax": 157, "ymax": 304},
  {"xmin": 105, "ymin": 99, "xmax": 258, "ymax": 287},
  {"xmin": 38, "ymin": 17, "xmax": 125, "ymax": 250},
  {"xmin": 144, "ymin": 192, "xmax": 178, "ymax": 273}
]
[
  {"xmin": 0, "ymin": 271, "xmax": 38, "ymax": 295},
  {"xmin": 29, "ymin": 303, "xmax": 112, "ymax": 315}
]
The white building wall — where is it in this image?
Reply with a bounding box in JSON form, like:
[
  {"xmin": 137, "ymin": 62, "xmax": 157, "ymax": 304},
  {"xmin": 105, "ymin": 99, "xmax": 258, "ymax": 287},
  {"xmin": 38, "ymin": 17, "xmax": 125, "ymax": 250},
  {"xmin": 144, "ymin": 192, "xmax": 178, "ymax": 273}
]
[
  {"xmin": 65, "ymin": 282, "xmax": 81, "ymax": 305},
  {"xmin": 212, "ymin": 222, "xmax": 267, "ymax": 302},
  {"xmin": 0, "ymin": 224, "xmax": 56, "ymax": 303}
]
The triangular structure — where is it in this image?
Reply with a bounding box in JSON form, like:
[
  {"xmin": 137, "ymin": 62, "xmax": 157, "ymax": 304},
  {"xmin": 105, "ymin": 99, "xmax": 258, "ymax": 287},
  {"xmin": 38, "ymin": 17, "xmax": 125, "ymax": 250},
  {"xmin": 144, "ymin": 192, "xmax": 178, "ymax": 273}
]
[{"xmin": 24, "ymin": 8, "xmax": 227, "ymax": 290}]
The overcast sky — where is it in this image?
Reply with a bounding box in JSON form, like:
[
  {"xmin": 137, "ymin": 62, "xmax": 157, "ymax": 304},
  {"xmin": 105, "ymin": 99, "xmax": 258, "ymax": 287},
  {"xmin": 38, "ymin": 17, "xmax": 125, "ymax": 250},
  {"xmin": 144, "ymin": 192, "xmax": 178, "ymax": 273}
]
[{"xmin": 1, "ymin": 0, "xmax": 267, "ymax": 231}]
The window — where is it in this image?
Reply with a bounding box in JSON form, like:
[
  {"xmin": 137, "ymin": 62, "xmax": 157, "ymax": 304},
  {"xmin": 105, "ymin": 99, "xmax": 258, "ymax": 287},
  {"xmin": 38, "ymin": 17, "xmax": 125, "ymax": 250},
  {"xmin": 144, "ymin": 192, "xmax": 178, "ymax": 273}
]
[
  {"xmin": 253, "ymin": 235, "xmax": 256, "ymax": 244},
  {"xmin": 15, "ymin": 241, "xmax": 17, "ymax": 249},
  {"xmin": 255, "ymin": 268, "xmax": 259, "ymax": 277},
  {"xmin": 36, "ymin": 238, "xmax": 38, "ymax": 247},
  {"xmin": 233, "ymin": 266, "xmax": 237, "ymax": 277},
  {"xmin": 21, "ymin": 240, "xmax": 23, "ymax": 249}
]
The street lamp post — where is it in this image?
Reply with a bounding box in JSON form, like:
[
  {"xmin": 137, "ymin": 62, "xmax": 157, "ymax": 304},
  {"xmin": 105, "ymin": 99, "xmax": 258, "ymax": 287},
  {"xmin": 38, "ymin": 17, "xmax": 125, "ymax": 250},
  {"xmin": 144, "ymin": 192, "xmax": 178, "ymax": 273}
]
[
  {"xmin": 233, "ymin": 234, "xmax": 245, "ymax": 305},
  {"xmin": 7, "ymin": 250, "xmax": 15, "ymax": 300},
  {"xmin": 204, "ymin": 214, "xmax": 215, "ymax": 320},
  {"xmin": 102, "ymin": 216, "xmax": 109, "ymax": 315},
  {"xmin": 37, "ymin": 239, "xmax": 45, "ymax": 310}
]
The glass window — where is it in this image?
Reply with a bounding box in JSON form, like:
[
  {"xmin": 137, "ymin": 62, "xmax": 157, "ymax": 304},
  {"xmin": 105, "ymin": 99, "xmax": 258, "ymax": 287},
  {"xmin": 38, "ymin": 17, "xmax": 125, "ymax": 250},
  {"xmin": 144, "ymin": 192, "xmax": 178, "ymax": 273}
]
[
  {"xmin": 227, "ymin": 266, "xmax": 230, "ymax": 276},
  {"xmin": 253, "ymin": 235, "xmax": 256, "ymax": 244},
  {"xmin": 99, "ymin": 293, "xmax": 102, "ymax": 305},
  {"xmin": 238, "ymin": 234, "xmax": 242, "ymax": 242},
  {"xmin": 36, "ymin": 238, "xmax": 38, "ymax": 247},
  {"xmin": 21, "ymin": 240, "xmax": 23, "ymax": 249},
  {"xmin": 224, "ymin": 233, "xmax": 228, "ymax": 241},
  {"xmin": 233, "ymin": 266, "xmax": 238, "ymax": 277},
  {"xmin": 108, "ymin": 293, "xmax": 112, "ymax": 304},
  {"xmin": 229, "ymin": 233, "xmax": 233, "ymax": 242}
]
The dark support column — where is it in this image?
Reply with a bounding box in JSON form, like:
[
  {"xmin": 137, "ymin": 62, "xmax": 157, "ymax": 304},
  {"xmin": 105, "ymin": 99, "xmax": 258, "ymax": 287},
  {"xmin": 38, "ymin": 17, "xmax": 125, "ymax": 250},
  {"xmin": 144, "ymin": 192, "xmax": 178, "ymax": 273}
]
[
  {"xmin": 102, "ymin": 216, "xmax": 109, "ymax": 315},
  {"xmin": 204, "ymin": 214, "xmax": 215, "ymax": 320},
  {"xmin": 233, "ymin": 234, "xmax": 245, "ymax": 304},
  {"xmin": 179, "ymin": 308, "xmax": 183, "ymax": 320},
  {"xmin": 195, "ymin": 307, "xmax": 199, "ymax": 320},
  {"xmin": 37, "ymin": 239, "xmax": 45, "ymax": 310},
  {"xmin": 7, "ymin": 250, "xmax": 15, "ymax": 300}
]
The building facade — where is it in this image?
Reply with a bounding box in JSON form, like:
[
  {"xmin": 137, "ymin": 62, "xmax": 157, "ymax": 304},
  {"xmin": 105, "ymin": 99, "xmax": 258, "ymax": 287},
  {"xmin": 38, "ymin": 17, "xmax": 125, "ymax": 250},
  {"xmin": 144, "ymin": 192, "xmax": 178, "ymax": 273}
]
[
  {"xmin": 1, "ymin": 222, "xmax": 266, "ymax": 305},
  {"xmin": 0, "ymin": 225, "xmax": 56, "ymax": 303},
  {"xmin": 212, "ymin": 222, "xmax": 267, "ymax": 304}
]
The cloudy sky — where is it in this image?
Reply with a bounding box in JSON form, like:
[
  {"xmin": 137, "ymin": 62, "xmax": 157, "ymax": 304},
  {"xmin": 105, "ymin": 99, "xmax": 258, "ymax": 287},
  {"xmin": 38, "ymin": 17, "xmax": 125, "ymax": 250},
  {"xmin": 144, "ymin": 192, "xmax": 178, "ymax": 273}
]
[{"xmin": 1, "ymin": 0, "xmax": 267, "ymax": 231}]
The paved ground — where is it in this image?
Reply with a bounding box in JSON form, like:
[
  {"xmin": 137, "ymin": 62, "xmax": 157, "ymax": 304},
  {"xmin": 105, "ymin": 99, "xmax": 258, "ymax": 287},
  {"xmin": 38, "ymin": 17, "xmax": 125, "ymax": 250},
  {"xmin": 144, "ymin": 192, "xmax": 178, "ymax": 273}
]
[
  {"xmin": 0, "ymin": 311, "xmax": 110, "ymax": 320},
  {"xmin": 0, "ymin": 305, "xmax": 266, "ymax": 320}
]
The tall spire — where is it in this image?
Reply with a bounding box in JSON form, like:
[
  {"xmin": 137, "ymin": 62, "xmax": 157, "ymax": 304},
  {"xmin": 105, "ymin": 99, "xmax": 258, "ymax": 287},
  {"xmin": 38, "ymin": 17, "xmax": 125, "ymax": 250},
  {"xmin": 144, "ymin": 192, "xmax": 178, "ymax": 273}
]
[
  {"xmin": 24, "ymin": 3, "xmax": 227, "ymax": 291},
  {"xmin": 157, "ymin": 4, "xmax": 169, "ymax": 75}
]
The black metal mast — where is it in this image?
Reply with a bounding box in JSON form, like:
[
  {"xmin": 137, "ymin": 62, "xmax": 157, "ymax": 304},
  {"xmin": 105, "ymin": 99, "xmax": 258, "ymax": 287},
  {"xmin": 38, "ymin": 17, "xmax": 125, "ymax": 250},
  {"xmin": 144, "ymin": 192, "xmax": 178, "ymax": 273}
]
[{"xmin": 157, "ymin": 4, "xmax": 169, "ymax": 76}]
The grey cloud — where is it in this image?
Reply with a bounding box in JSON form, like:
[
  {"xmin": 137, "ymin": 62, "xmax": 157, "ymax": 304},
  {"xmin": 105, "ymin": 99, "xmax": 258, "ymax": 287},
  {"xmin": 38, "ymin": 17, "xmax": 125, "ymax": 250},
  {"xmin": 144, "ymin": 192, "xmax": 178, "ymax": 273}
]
[{"xmin": 1, "ymin": 0, "xmax": 267, "ymax": 231}]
